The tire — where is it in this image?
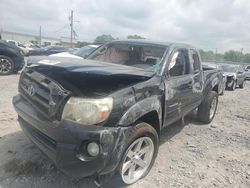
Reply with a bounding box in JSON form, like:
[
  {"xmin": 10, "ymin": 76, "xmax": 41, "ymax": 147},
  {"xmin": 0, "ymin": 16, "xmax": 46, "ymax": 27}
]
[
  {"xmin": 118, "ymin": 122, "xmax": 159, "ymax": 185},
  {"xmin": 197, "ymin": 91, "xmax": 218, "ymax": 123},
  {"xmin": 228, "ymin": 80, "xmax": 236, "ymax": 91},
  {"xmin": 219, "ymin": 84, "xmax": 225, "ymax": 95},
  {"xmin": 239, "ymin": 81, "xmax": 245, "ymax": 88},
  {"xmin": 0, "ymin": 55, "xmax": 14, "ymax": 75},
  {"xmin": 13, "ymin": 70, "xmax": 19, "ymax": 74}
]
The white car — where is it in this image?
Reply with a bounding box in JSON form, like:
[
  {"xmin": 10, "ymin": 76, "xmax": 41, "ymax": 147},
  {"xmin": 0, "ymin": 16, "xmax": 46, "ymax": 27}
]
[{"xmin": 50, "ymin": 45, "xmax": 99, "ymax": 59}]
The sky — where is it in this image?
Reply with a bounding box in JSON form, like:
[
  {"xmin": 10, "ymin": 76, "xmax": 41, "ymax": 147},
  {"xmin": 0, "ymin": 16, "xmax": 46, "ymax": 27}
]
[{"xmin": 0, "ymin": 0, "xmax": 250, "ymax": 53}]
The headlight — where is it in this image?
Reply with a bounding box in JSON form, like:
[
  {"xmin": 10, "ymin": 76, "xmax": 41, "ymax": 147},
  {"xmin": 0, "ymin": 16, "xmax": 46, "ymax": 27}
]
[{"xmin": 62, "ymin": 97, "xmax": 113, "ymax": 125}]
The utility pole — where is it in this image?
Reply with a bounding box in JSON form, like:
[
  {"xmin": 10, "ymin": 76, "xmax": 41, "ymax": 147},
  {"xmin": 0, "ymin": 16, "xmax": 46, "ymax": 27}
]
[
  {"xmin": 39, "ymin": 26, "xmax": 42, "ymax": 46},
  {"xmin": 70, "ymin": 10, "xmax": 73, "ymax": 47},
  {"xmin": 215, "ymin": 48, "xmax": 218, "ymax": 61}
]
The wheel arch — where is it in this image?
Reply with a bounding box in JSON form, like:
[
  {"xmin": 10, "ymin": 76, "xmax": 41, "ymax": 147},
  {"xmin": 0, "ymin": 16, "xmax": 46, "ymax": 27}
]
[
  {"xmin": 0, "ymin": 50, "xmax": 17, "ymax": 59},
  {"xmin": 118, "ymin": 96, "xmax": 162, "ymax": 136},
  {"xmin": 137, "ymin": 111, "xmax": 160, "ymax": 136},
  {"xmin": 212, "ymin": 84, "xmax": 219, "ymax": 94}
]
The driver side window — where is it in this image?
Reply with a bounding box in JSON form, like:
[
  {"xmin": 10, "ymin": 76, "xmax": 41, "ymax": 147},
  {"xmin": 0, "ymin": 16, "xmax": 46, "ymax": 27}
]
[{"xmin": 168, "ymin": 49, "xmax": 189, "ymax": 77}]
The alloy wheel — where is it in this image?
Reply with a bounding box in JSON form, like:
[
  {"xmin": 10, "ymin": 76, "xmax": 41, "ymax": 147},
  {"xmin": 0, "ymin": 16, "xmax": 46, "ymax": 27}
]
[
  {"xmin": 121, "ymin": 136, "xmax": 154, "ymax": 184},
  {"xmin": 0, "ymin": 58, "xmax": 12, "ymax": 74}
]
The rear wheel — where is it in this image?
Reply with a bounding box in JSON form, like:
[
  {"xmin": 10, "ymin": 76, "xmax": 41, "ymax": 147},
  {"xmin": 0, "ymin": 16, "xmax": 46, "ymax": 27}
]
[
  {"xmin": 0, "ymin": 56, "xmax": 14, "ymax": 75},
  {"xmin": 197, "ymin": 91, "xmax": 218, "ymax": 123},
  {"xmin": 118, "ymin": 122, "xmax": 159, "ymax": 185}
]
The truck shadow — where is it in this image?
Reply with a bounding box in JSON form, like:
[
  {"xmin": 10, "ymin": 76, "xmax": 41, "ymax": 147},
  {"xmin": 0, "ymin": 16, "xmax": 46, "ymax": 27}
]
[
  {"xmin": 0, "ymin": 131, "xmax": 103, "ymax": 188},
  {"xmin": 159, "ymin": 111, "xmax": 205, "ymax": 144},
  {"xmin": 0, "ymin": 114, "xmax": 203, "ymax": 188}
]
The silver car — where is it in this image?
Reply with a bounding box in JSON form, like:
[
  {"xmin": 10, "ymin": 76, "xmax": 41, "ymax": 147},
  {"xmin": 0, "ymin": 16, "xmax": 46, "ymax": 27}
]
[
  {"xmin": 221, "ymin": 64, "xmax": 246, "ymax": 90},
  {"xmin": 245, "ymin": 65, "xmax": 250, "ymax": 80}
]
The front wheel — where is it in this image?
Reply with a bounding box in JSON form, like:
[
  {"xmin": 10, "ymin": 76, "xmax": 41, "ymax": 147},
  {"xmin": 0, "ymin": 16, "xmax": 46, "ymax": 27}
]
[
  {"xmin": 197, "ymin": 91, "xmax": 218, "ymax": 123},
  {"xmin": 0, "ymin": 56, "xmax": 14, "ymax": 75},
  {"xmin": 119, "ymin": 122, "xmax": 159, "ymax": 185},
  {"xmin": 228, "ymin": 80, "xmax": 236, "ymax": 91}
]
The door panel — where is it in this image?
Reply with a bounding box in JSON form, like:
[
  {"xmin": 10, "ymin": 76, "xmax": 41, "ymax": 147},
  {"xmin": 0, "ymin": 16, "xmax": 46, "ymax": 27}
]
[
  {"xmin": 164, "ymin": 75, "xmax": 193, "ymax": 126},
  {"xmin": 163, "ymin": 48, "xmax": 203, "ymax": 127},
  {"xmin": 188, "ymin": 49, "xmax": 203, "ymax": 109}
]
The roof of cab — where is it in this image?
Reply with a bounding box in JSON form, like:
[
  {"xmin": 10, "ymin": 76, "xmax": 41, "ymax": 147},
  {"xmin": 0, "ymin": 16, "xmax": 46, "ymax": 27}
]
[{"xmin": 108, "ymin": 39, "xmax": 196, "ymax": 49}]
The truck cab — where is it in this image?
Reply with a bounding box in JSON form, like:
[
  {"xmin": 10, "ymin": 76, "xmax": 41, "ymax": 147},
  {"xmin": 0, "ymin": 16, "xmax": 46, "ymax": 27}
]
[{"xmin": 13, "ymin": 40, "xmax": 219, "ymax": 185}]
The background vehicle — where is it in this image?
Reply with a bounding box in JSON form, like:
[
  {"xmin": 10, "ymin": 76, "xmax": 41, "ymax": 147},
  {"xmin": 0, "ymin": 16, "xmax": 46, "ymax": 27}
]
[
  {"xmin": 0, "ymin": 40, "xmax": 24, "ymax": 75},
  {"xmin": 220, "ymin": 64, "xmax": 246, "ymax": 90},
  {"xmin": 25, "ymin": 43, "xmax": 41, "ymax": 50},
  {"xmin": 244, "ymin": 65, "xmax": 250, "ymax": 80},
  {"xmin": 5, "ymin": 39, "xmax": 29, "ymax": 56},
  {"xmin": 202, "ymin": 62, "xmax": 226, "ymax": 95},
  {"xmin": 28, "ymin": 46, "xmax": 71, "ymax": 56},
  {"xmin": 13, "ymin": 40, "xmax": 220, "ymax": 185},
  {"xmin": 50, "ymin": 44, "xmax": 99, "ymax": 59}
]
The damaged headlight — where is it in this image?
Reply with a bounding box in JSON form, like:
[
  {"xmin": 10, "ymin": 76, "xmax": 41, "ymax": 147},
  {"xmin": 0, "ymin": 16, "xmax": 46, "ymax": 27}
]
[{"xmin": 62, "ymin": 97, "xmax": 113, "ymax": 125}]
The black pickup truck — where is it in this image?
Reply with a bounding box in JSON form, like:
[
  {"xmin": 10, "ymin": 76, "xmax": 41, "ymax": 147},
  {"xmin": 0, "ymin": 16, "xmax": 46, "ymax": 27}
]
[
  {"xmin": 0, "ymin": 40, "xmax": 25, "ymax": 75},
  {"xmin": 13, "ymin": 40, "xmax": 220, "ymax": 185}
]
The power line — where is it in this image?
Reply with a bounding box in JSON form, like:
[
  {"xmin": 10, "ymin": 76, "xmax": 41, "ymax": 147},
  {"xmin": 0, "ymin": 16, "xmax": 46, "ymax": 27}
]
[{"xmin": 46, "ymin": 24, "xmax": 69, "ymax": 33}]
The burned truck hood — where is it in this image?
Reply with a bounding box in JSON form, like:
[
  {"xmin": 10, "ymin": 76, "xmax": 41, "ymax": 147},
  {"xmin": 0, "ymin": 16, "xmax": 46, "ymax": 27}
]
[{"xmin": 26, "ymin": 56, "xmax": 154, "ymax": 97}]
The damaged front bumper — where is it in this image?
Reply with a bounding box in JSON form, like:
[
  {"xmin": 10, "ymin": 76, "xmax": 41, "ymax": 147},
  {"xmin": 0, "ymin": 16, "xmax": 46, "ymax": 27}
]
[{"xmin": 13, "ymin": 94, "xmax": 130, "ymax": 179}]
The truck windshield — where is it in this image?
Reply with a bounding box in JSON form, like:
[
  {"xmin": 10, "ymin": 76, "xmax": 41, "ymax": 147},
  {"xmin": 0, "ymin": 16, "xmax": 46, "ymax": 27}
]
[{"xmin": 87, "ymin": 43, "xmax": 167, "ymax": 72}]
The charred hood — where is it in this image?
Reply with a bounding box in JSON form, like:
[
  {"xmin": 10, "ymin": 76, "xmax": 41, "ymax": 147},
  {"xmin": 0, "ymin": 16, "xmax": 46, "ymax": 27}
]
[{"xmin": 26, "ymin": 56, "xmax": 154, "ymax": 97}]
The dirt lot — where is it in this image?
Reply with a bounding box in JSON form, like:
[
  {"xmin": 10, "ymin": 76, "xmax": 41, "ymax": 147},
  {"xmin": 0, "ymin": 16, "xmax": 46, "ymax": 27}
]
[{"xmin": 0, "ymin": 74, "xmax": 249, "ymax": 188}]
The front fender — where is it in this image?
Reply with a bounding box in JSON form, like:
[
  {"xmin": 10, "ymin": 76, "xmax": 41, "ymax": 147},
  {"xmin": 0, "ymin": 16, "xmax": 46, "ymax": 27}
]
[{"xmin": 118, "ymin": 96, "xmax": 162, "ymax": 127}]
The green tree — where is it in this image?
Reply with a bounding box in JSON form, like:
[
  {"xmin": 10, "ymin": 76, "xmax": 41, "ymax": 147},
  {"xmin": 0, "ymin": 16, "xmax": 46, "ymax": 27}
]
[
  {"xmin": 224, "ymin": 50, "xmax": 244, "ymax": 62},
  {"xmin": 199, "ymin": 49, "xmax": 224, "ymax": 62},
  {"xmin": 75, "ymin": 41, "xmax": 90, "ymax": 48},
  {"xmin": 243, "ymin": 53, "xmax": 250, "ymax": 63},
  {"xmin": 94, "ymin": 34, "xmax": 116, "ymax": 43},
  {"xmin": 215, "ymin": 53, "xmax": 225, "ymax": 61},
  {"xmin": 127, "ymin": 35, "xmax": 145, "ymax": 39},
  {"xmin": 199, "ymin": 50, "xmax": 216, "ymax": 61}
]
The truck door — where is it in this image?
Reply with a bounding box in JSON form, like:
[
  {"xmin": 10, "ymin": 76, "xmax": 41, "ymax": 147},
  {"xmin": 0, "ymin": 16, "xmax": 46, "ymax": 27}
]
[
  {"xmin": 188, "ymin": 49, "xmax": 203, "ymax": 108},
  {"xmin": 164, "ymin": 48, "xmax": 193, "ymax": 126}
]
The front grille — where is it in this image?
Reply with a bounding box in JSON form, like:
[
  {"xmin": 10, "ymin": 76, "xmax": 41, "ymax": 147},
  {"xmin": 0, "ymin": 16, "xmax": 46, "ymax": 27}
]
[{"xmin": 19, "ymin": 69, "xmax": 71, "ymax": 120}]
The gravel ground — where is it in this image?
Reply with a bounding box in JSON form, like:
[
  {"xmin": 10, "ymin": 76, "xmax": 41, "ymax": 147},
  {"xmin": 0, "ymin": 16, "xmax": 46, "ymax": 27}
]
[{"xmin": 0, "ymin": 74, "xmax": 249, "ymax": 188}]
